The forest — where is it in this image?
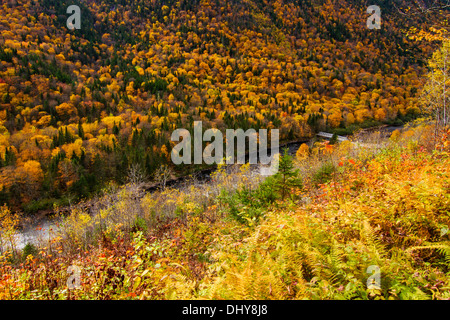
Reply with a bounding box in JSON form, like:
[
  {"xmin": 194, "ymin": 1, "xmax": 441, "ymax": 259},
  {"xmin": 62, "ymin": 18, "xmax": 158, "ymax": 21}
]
[
  {"xmin": 0, "ymin": 0, "xmax": 439, "ymax": 211},
  {"xmin": 0, "ymin": 0, "xmax": 449, "ymax": 301}
]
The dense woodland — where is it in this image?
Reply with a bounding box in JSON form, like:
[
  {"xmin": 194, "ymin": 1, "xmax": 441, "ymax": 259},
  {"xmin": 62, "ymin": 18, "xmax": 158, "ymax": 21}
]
[
  {"xmin": 0, "ymin": 0, "xmax": 450, "ymax": 301},
  {"xmin": 0, "ymin": 0, "xmax": 440, "ymax": 211}
]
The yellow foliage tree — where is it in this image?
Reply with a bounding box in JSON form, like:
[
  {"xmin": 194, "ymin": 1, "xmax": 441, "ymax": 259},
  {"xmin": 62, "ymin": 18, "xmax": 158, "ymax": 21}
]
[
  {"xmin": 296, "ymin": 143, "xmax": 310, "ymax": 161},
  {"xmin": 0, "ymin": 204, "xmax": 20, "ymax": 255}
]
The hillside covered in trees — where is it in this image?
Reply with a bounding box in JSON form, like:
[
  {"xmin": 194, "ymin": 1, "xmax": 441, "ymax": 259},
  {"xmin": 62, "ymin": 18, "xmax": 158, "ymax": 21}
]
[
  {"xmin": 0, "ymin": 0, "xmax": 450, "ymax": 302},
  {"xmin": 0, "ymin": 0, "xmax": 441, "ymax": 211}
]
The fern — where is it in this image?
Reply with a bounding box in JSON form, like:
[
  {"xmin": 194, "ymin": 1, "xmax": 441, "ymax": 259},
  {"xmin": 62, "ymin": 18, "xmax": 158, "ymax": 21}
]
[
  {"xmin": 360, "ymin": 220, "xmax": 387, "ymax": 261},
  {"xmin": 406, "ymin": 241, "xmax": 450, "ymax": 267}
]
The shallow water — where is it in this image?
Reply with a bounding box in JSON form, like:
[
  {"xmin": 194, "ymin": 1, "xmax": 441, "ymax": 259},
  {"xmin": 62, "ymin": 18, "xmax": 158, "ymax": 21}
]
[{"xmin": 12, "ymin": 218, "xmax": 61, "ymax": 250}]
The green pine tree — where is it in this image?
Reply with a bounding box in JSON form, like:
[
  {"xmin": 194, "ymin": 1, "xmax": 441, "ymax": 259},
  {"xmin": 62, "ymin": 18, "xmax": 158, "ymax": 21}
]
[
  {"xmin": 78, "ymin": 120, "xmax": 85, "ymax": 140},
  {"xmin": 273, "ymin": 148, "xmax": 302, "ymax": 200}
]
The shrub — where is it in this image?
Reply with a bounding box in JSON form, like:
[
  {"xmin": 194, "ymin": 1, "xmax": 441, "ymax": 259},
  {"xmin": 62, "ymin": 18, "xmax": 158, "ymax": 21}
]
[
  {"xmin": 218, "ymin": 187, "xmax": 264, "ymax": 225},
  {"xmin": 132, "ymin": 216, "xmax": 148, "ymax": 232},
  {"xmin": 22, "ymin": 242, "xmax": 38, "ymax": 260},
  {"xmin": 312, "ymin": 162, "xmax": 335, "ymax": 185}
]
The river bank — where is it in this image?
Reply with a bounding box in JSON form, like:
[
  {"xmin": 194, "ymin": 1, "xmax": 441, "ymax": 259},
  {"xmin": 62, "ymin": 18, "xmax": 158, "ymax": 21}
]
[{"xmin": 11, "ymin": 125, "xmax": 402, "ymax": 250}]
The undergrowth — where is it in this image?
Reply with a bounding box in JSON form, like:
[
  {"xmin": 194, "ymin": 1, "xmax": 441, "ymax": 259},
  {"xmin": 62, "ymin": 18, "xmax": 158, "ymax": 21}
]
[{"xmin": 0, "ymin": 121, "xmax": 449, "ymax": 300}]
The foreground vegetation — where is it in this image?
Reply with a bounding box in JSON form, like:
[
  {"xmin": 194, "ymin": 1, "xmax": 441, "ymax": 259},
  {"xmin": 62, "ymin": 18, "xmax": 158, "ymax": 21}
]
[{"xmin": 0, "ymin": 120, "xmax": 449, "ymax": 300}]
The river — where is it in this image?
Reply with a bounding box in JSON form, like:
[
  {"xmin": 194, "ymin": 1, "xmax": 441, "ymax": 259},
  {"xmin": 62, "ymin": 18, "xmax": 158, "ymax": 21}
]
[{"xmin": 10, "ymin": 125, "xmax": 401, "ymax": 251}]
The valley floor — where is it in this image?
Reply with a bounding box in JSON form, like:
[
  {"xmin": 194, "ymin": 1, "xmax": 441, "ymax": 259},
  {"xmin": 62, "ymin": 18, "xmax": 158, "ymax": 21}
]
[{"xmin": 1, "ymin": 121, "xmax": 449, "ymax": 300}]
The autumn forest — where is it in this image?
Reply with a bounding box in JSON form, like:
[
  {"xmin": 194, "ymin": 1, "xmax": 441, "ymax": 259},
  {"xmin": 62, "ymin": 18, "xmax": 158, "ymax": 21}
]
[
  {"xmin": 0, "ymin": 0, "xmax": 450, "ymax": 302},
  {"xmin": 0, "ymin": 0, "xmax": 436, "ymax": 209}
]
